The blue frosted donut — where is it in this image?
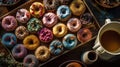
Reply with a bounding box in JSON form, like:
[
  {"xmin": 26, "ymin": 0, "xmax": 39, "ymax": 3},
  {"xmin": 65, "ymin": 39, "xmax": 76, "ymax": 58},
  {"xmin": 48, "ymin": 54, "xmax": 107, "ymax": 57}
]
[
  {"xmin": 23, "ymin": 54, "xmax": 39, "ymax": 67},
  {"xmin": 63, "ymin": 34, "xmax": 77, "ymax": 49},
  {"xmin": 57, "ymin": 5, "xmax": 71, "ymax": 21},
  {"xmin": 49, "ymin": 40, "xmax": 64, "ymax": 55},
  {"xmin": 12, "ymin": 44, "xmax": 27, "ymax": 59},
  {"xmin": 1, "ymin": 33, "xmax": 17, "ymax": 48}
]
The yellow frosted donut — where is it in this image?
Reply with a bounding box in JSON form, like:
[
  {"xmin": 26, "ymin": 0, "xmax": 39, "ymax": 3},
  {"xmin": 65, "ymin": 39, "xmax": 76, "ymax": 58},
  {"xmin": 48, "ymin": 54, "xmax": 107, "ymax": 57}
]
[
  {"xmin": 70, "ymin": 0, "xmax": 86, "ymax": 16},
  {"xmin": 23, "ymin": 35, "xmax": 40, "ymax": 50},
  {"xmin": 53, "ymin": 23, "xmax": 67, "ymax": 37},
  {"xmin": 30, "ymin": 2, "xmax": 45, "ymax": 18}
]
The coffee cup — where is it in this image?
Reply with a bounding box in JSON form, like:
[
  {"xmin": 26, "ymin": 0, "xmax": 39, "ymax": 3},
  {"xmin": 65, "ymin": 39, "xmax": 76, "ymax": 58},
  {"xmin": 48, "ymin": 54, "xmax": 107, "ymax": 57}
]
[
  {"xmin": 93, "ymin": 19, "xmax": 120, "ymax": 61},
  {"xmin": 81, "ymin": 50, "xmax": 98, "ymax": 64}
]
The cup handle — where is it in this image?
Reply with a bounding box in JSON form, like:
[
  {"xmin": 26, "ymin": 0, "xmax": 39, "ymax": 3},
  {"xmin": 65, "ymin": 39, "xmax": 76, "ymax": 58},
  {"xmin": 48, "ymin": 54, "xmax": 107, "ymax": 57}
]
[
  {"xmin": 93, "ymin": 42, "xmax": 105, "ymax": 54},
  {"xmin": 105, "ymin": 19, "xmax": 112, "ymax": 24}
]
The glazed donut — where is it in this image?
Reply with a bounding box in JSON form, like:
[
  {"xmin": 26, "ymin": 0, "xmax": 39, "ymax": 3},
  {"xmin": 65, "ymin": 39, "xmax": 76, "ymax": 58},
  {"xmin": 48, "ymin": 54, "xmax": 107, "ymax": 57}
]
[
  {"xmin": 1, "ymin": 33, "xmax": 17, "ymax": 48},
  {"xmin": 15, "ymin": 26, "xmax": 29, "ymax": 40},
  {"xmin": 23, "ymin": 54, "xmax": 39, "ymax": 67},
  {"xmin": 63, "ymin": 34, "xmax": 77, "ymax": 49},
  {"xmin": 53, "ymin": 23, "xmax": 68, "ymax": 37},
  {"xmin": 39, "ymin": 28, "xmax": 53, "ymax": 43},
  {"xmin": 70, "ymin": 0, "xmax": 86, "ymax": 16},
  {"xmin": 49, "ymin": 40, "xmax": 64, "ymax": 55},
  {"xmin": 2, "ymin": 16, "xmax": 18, "ymax": 31},
  {"xmin": 12, "ymin": 44, "xmax": 27, "ymax": 59},
  {"xmin": 42, "ymin": 12, "xmax": 58, "ymax": 27},
  {"xmin": 35, "ymin": 46, "xmax": 50, "ymax": 61},
  {"xmin": 66, "ymin": 62, "xmax": 82, "ymax": 67},
  {"xmin": 16, "ymin": 8, "xmax": 31, "ymax": 24},
  {"xmin": 30, "ymin": 2, "xmax": 45, "ymax": 18},
  {"xmin": 77, "ymin": 28, "xmax": 92, "ymax": 43},
  {"xmin": 43, "ymin": 0, "xmax": 59, "ymax": 11},
  {"xmin": 23, "ymin": 35, "xmax": 40, "ymax": 50},
  {"xmin": 57, "ymin": 5, "xmax": 71, "ymax": 21},
  {"xmin": 27, "ymin": 18, "xmax": 43, "ymax": 33},
  {"xmin": 80, "ymin": 13, "xmax": 93, "ymax": 24},
  {"xmin": 67, "ymin": 18, "xmax": 82, "ymax": 32}
]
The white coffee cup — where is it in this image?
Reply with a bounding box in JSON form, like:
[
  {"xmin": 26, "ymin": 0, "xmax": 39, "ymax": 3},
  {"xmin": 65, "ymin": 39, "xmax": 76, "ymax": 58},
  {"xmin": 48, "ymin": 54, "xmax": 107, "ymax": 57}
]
[
  {"xmin": 82, "ymin": 50, "xmax": 98, "ymax": 64},
  {"xmin": 93, "ymin": 19, "xmax": 120, "ymax": 61}
]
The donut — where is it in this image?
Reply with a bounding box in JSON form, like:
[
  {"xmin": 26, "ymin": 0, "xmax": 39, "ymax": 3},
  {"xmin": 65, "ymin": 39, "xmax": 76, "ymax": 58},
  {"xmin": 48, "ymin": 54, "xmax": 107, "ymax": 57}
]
[
  {"xmin": 15, "ymin": 26, "xmax": 29, "ymax": 40},
  {"xmin": 23, "ymin": 54, "xmax": 39, "ymax": 67},
  {"xmin": 16, "ymin": 8, "xmax": 31, "ymax": 24},
  {"xmin": 43, "ymin": 0, "xmax": 59, "ymax": 11},
  {"xmin": 27, "ymin": 18, "xmax": 43, "ymax": 33},
  {"xmin": 12, "ymin": 44, "xmax": 27, "ymax": 59},
  {"xmin": 80, "ymin": 13, "xmax": 93, "ymax": 24},
  {"xmin": 66, "ymin": 62, "xmax": 82, "ymax": 67},
  {"xmin": 63, "ymin": 34, "xmax": 77, "ymax": 49},
  {"xmin": 38, "ymin": 28, "xmax": 53, "ymax": 43},
  {"xmin": 59, "ymin": 0, "xmax": 72, "ymax": 5},
  {"xmin": 42, "ymin": 12, "xmax": 58, "ymax": 27},
  {"xmin": 2, "ymin": 16, "xmax": 18, "ymax": 31},
  {"xmin": 70, "ymin": 0, "xmax": 86, "ymax": 16},
  {"xmin": 35, "ymin": 46, "xmax": 50, "ymax": 61},
  {"xmin": 53, "ymin": 23, "xmax": 68, "ymax": 37},
  {"xmin": 67, "ymin": 18, "xmax": 82, "ymax": 32},
  {"xmin": 23, "ymin": 35, "xmax": 40, "ymax": 50},
  {"xmin": 57, "ymin": 5, "xmax": 71, "ymax": 21},
  {"xmin": 49, "ymin": 40, "xmax": 64, "ymax": 55},
  {"xmin": 1, "ymin": 33, "xmax": 17, "ymax": 48},
  {"xmin": 30, "ymin": 2, "xmax": 45, "ymax": 18},
  {"xmin": 77, "ymin": 28, "xmax": 92, "ymax": 43}
]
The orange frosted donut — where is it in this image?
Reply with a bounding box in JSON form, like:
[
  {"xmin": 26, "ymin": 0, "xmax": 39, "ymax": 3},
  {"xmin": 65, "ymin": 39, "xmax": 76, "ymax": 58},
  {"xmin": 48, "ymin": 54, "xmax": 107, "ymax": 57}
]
[
  {"xmin": 30, "ymin": 2, "xmax": 45, "ymax": 18},
  {"xmin": 70, "ymin": 0, "xmax": 86, "ymax": 16},
  {"xmin": 77, "ymin": 28, "xmax": 92, "ymax": 43},
  {"xmin": 23, "ymin": 35, "xmax": 40, "ymax": 50}
]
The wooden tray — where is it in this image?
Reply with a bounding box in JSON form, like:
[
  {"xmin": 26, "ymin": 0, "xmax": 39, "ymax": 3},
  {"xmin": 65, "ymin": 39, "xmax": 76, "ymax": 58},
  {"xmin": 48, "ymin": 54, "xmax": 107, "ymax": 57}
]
[{"xmin": 0, "ymin": 0, "xmax": 100, "ymax": 66}]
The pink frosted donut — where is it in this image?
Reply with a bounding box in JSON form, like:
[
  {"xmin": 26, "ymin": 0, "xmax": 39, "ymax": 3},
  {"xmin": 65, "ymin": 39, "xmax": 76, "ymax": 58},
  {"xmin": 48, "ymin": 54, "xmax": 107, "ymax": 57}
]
[
  {"xmin": 2, "ymin": 16, "xmax": 18, "ymax": 31},
  {"xmin": 67, "ymin": 18, "xmax": 82, "ymax": 32},
  {"xmin": 42, "ymin": 12, "xmax": 58, "ymax": 27},
  {"xmin": 16, "ymin": 9, "xmax": 31, "ymax": 23},
  {"xmin": 77, "ymin": 28, "xmax": 92, "ymax": 43},
  {"xmin": 39, "ymin": 28, "xmax": 53, "ymax": 43}
]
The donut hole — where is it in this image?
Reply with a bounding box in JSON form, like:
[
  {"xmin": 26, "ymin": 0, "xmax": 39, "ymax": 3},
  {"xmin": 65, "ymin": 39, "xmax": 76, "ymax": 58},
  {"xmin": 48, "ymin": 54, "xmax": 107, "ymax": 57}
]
[
  {"xmin": 47, "ymin": 18, "xmax": 51, "ymax": 21},
  {"xmin": 72, "ymin": 23, "xmax": 76, "ymax": 27},
  {"xmin": 28, "ymin": 40, "xmax": 33, "ymax": 45},
  {"xmin": 58, "ymin": 27, "xmax": 62, "ymax": 32},
  {"xmin": 75, "ymin": 3, "xmax": 80, "ymax": 8},
  {"xmin": 6, "ymin": 20, "xmax": 11, "ymax": 25},
  {"xmin": 5, "ymin": 37, "xmax": 11, "ymax": 42},
  {"xmin": 27, "ymin": 58, "xmax": 32, "ymax": 63},
  {"xmin": 82, "ymin": 33, "xmax": 87, "ymax": 38},
  {"xmin": 40, "ymin": 50, "xmax": 45, "ymax": 55},
  {"xmin": 48, "ymin": 1, "xmax": 52, "ymax": 5},
  {"xmin": 19, "ymin": 31, "xmax": 23, "ymax": 35},
  {"xmin": 35, "ymin": 7, "xmax": 39, "ymax": 11},
  {"xmin": 61, "ymin": 9, "xmax": 66, "ymax": 14},
  {"xmin": 88, "ymin": 52, "xmax": 96, "ymax": 60},
  {"xmin": 16, "ymin": 49, "xmax": 21, "ymax": 53}
]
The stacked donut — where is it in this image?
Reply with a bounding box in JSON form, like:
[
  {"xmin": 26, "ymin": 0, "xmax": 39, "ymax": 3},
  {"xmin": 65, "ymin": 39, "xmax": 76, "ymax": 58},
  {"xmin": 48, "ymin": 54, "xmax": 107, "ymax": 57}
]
[{"xmin": 0, "ymin": 0, "xmax": 95, "ymax": 67}]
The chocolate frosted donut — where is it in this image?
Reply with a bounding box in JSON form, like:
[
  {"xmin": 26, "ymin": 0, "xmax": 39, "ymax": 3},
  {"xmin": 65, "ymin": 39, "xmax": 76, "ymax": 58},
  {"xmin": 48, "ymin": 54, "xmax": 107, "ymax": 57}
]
[
  {"xmin": 16, "ymin": 8, "xmax": 31, "ymax": 24},
  {"xmin": 35, "ymin": 46, "xmax": 50, "ymax": 61},
  {"xmin": 39, "ymin": 28, "xmax": 53, "ymax": 43},
  {"xmin": 67, "ymin": 18, "xmax": 82, "ymax": 32},
  {"xmin": 15, "ymin": 26, "xmax": 29, "ymax": 40},
  {"xmin": 42, "ymin": 12, "xmax": 58, "ymax": 27},
  {"xmin": 80, "ymin": 13, "xmax": 92, "ymax": 24},
  {"xmin": 12, "ymin": 44, "xmax": 27, "ymax": 59},
  {"xmin": 23, "ymin": 54, "xmax": 39, "ymax": 67},
  {"xmin": 43, "ymin": 0, "xmax": 59, "ymax": 11},
  {"xmin": 2, "ymin": 16, "xmax": 18, "ymax": 31},
  {"xmin": 77, "ymin": 28, "xmax": 92, "ymax": 43}
]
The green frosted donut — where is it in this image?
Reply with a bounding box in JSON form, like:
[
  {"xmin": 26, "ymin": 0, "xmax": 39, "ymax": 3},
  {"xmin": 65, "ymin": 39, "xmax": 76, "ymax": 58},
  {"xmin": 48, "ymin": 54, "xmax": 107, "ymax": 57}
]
[{"xmin": 27, "ymin": 18, "xmax": 43, "ymax": 33}]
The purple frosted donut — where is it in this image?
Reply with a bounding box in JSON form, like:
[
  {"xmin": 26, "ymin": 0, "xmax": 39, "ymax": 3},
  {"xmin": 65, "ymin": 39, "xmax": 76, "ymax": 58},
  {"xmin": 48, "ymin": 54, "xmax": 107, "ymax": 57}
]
[
  {"xmin": 2, "ymin": 16, "xmax": 18, "ymax": 31},
  {"xmin": 80, "ymin": 13, "xmax": 92, "ymax": 24},
  {"xmin": 23, "ymin": 54, "xmax": 39, "ymax": 67},
  {"xmin": 77, "ymin": 28, "xmax": 92, "ymax": 43},
  {"xmin": 42, "ymin": 12, "xmax": 58, "ymax": 27},
  {"xmin": 16, "ymin": 8, "xmax": 31, "ymax": 24},
  {"xmin": 67, "ymin": 18, "xmax": 82, "ymax": 32},
  {"xmin": 12, "ymin": 44, "xmax": 27, "ymax": 59},
  {"xmin": 39, "ymin": 28, "xmax": 53, "ymax": 43}
]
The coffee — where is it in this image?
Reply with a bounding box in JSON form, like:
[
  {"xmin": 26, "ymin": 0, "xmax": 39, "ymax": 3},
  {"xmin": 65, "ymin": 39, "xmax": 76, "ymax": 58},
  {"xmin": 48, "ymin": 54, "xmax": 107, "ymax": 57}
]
[{"xmin": 100, "ymin": 30, "xmax": 120, "ymax": 52}]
